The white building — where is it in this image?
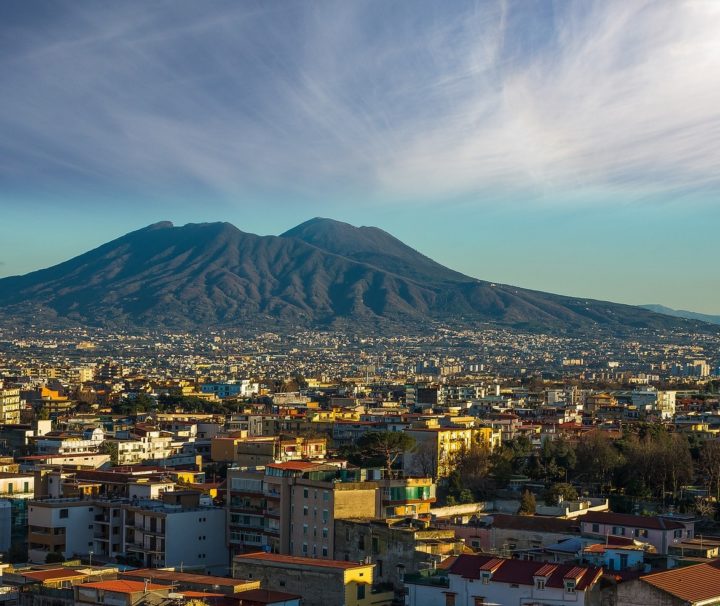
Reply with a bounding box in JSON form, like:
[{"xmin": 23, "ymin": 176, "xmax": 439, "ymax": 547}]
[
  {"xmin": 405, "ymin": 554, "xmax": 603, "ymax": 606},
  {"xmin": 0, "ymin": 387, "xmax": 21, "ymax": 425},
  {"xmin": 27, "ymin": 491, "xmax": 228, "ymax": 573}
]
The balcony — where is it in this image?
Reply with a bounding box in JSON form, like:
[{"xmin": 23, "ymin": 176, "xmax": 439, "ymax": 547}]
[{"xmin": 29, "ymin": 533, "xmax": 67, "ymax": 548}]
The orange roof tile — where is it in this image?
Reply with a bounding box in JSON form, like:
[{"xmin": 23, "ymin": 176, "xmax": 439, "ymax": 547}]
[
  {"xmin": 80, "ymin": 580, "xmax": 170, "ymax": 594},
  {"xmin": 641, "ymin": 560, "xmax": 720, "ymax": 603},
  {"xmin": 23, "ymin": 569, "xmax": 87, "ymax": 582}
]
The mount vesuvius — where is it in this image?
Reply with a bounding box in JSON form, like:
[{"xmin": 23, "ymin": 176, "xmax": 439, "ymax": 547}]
[{"xmin": 0, "ymin": 219, "xmax": 706, "ymax": 334}]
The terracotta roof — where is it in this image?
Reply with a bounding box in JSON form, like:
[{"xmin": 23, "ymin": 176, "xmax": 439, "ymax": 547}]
[
  {"xmin": 581, "ymin": 512, "xmax": 685, "ymax": 531},
  {"xmin": 449, "ymin": 555, "xmax": 602, "ymax": 591},
  {"xmin": 535, "ymin": 563, "xmax": 557, "ymax": 578},
  {"xmin": 235, "ymin": 552, "xmax": 371, "ymax": 570},
  {"xmin": 22, "ymin": 568, "xmax": 87, "ymax": 582},
  {"xmin": 80, "ymin": 580, "xmax": 170, "ymax": 594},
  {"xmin": 121, "ymin": 569, "xmax": 253, "ymax": 587},
  {"xmin": 641, "ymin": 560, "xmax": 720, "ymax": 603},
  {"xmin": 479, "ymin": 558, "xmax": 504, "ymax": 572},
  {"xmin": 489, "ymin": 514, "xmax": 578, "ymax": 533}
]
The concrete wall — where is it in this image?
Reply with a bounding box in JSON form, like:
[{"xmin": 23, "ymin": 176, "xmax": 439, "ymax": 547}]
[
  {"xmin": 616, "ymin": 580, "xmax": 686, "ymax": 606},
  {"xmin": 234, "ymin": 561, "xmax": 346, "ymax": 606},
  {"xmin": 165, "ymin": 508, "xmax": 228, "ymax": 574}
]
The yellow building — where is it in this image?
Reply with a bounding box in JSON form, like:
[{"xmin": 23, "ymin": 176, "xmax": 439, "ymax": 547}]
[
  {"xmin": 404, "ymin": 421, "xmax": 501, "ymax": 479},
  {"xmin": 233, "ymin": 552, "xmax": 393, "ymax": 606}
]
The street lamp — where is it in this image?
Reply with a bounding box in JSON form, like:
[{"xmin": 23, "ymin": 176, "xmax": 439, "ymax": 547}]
[{"xmin": 89, "ymin": 550, "xmax": 94, "ymax": 567}]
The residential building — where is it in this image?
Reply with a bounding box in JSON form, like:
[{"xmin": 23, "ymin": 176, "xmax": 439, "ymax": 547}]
[
  {"xmin": 334, "ymin": 518, "xmax": 464, "ymax": 591},
  {"xmin": 403, "ymin": 421, "xmax": 500, "ymax": 478},
  {"xmin": 616, "ymin": 560, "xmax": 720, "ymax": 605},
  {"xmin": 74, "ymin": 580, "xmax": 172, "ymax": 605},
  {"xmin": 580, "ymin": 512, "xmax": 693, "ymax": 554},
  {"xmin": 233, "ymin": 552, "xmax": 393, "ymax": 606},
  {"xmin": 405, "ymin": 554, "xmax": 603, "ymax": 606},
  {"xmin": 27, "ymin": 490, "xmax": 228, "ymax": 572},
  {"xmin": 0, "ymin": 387, "xmax": 21, "ymax": 425}
]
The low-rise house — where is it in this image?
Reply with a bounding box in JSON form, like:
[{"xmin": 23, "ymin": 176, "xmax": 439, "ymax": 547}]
[
  {"xmin": 582, "ymin": 535, "xmax": 652, "ymax": 571},
  {"xmin": 120, "ymin": 568, "xmax": 259, "ymax": 595},
  {"xmin": 405, "ymin": 554, "xmax": 603, "ymax": 606},
  {"xmin": 74, "ymin": 579, "xmax": 172, "ymax": 605},
  {"xmin": 580, "ymin": 512, "xmax": 694, "ymax": 554},
  {"xmin": 233, "ymin": 552, "xmax": 394, "ymax": 606},
  {"xmin": 616, "ymin": 559, "xmax": 720, "ymax": 605}
]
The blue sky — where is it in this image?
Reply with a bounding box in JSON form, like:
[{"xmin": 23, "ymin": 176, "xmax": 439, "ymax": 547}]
[{"xmin": 1, "ymin": 1, "xmax": 719, "ymax": 313}]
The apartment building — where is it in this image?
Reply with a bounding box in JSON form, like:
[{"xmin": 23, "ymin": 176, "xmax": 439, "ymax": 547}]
[
  {"xmin": 211, "ymin": 435, "xmax": 326, "ymax": 465},
  {"xmin": 27, "ymin": 491, "xmax": 228, "ymax": 572},
  {"xmin": 124, "ymin": 491, "xmax": 228, "ymax": 573},
  {"xmin": 227, "ymin": 463, "xmax": 436, "ymax": 559},
  {"xmin": 0, "ymin": 387, "xmax": 21, "ymax": 425},
  {"xmin": 35, "ymin": 427, "xmax": 105, "ymax": 455},
  {"xmin": 403, "ymin": 420, "xmax": 501, "ymax": 478}
]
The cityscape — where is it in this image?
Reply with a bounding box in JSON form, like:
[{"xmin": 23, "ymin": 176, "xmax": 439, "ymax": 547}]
[{"xmin": 2, "ymin": 1, "xmax": 720, "ymax": 606}]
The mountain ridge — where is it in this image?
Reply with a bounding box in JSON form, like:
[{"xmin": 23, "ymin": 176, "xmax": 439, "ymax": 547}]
[
  {"xmin": 641, "ymin": 304, "xmax": 720, "ymax": 326},
  {"xmin": 0, "ymin": 219, "xmax": 712, "ymax": 335}
]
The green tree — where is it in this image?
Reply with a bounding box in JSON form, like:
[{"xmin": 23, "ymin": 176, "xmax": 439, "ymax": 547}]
[
  {"xmin": 356, "ymin": 431, "xmax": 416, "ymax": 477},
  {"xmin": 453, "ymin": 442, "xmax": 493, "ymax": 497},
  {"xmin": 518, "ymin": 490, "xmax": 536, "ymax": 516},
  {"xmin": 700, "ymin": 440, "xmax": 720, "ymax": 501},
  {"xmin": 544, "ymin": 482, "xmax": 578, "ymax": 506},
  {"xmin": 575, "ymin": 430, "xmax": 624, "ymax": 492},
  {"xmin": 45, "ymin": 552, "xmax": 65, "ymax": 564}
]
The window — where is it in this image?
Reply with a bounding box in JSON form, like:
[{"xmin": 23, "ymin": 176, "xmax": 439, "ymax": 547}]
[
  {"xmin": 444, "ymin": 593, "xmax": 456, "ymax": 606},
  {"xmin": 474, "ymin": 599, "xmax": 485, "ymax": 606},
  {"xmin": 565, "ymin": 580, "xmax": 576, "ymax": 593},
  {"xmin": 535, "ymin": 579, "xmax": 545, "ymax": 590},
  {"xmin": 303, "ymin": 506, "xmax": 308, "ymax": 517},
  {"xmin": 357, "ymin": 584, "xmax": 366, "ymax": 600},
  {"xmin": 322, "ymin": 546, "xmax": 328, "ymax": 557},
  {"xmin": 59, "ymin": 509, "xmax": 69, "ymax": 519},
  {"xmin": 481, "ymin": 571, "xmax": 490, "ymax": 585},
  {"xmin": 322, "ymin": 527, "xmax": 328, "ymax": 539},
  {"xmin": 674, "ymin": 529, "xmax": 683, "ymax": 539},
  {"xmin": 591, "ymin": 523, "xmax": 599, "ymax": 533},
  {"xmin": 303, "ymin": 488, "xmax": 309, "ymax": 498}
]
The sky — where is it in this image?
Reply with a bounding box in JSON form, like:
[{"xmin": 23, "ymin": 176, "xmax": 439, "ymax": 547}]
[{"xmin": 1, "ymin": 0, "xmax": 719, "ymax": 313}]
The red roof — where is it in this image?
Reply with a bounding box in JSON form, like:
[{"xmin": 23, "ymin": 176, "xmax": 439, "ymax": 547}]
[
  {"xmin": 80, "ymin": 580, "xmax": 170, "ymax": 594},
  {"xmin": 449, "ymin": 555, "xmax": 602, "ymax": 591},
  {"xmin": 641, "ymin": 560, "xmax": 720, "ymax": 603},
  {"xmin": 22, "ymin": 568, "xmax": 87, "ymax": 582}
]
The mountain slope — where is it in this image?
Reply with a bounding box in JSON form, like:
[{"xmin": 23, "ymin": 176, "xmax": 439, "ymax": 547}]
[
  {"xmin": 641, "ymin": 304, "xmax": 720, "ymax": 326},
  {"xmin": 282, "ymin": 217, "xmax": 469, "ymax": 283},
  {"xmin": 0, "ymin": 220, "xmax": 708, "ymax": 333}
]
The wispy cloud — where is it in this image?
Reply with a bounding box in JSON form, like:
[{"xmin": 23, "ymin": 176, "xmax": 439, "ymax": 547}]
[{"xmin": 1, "ymin": 0, "xmax": 718, "ymax": 207}]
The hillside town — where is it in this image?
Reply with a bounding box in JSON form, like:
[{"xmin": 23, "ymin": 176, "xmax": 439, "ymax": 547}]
[{"xmin": 0, "ymin": 327, "xmax": 715, "ymax": 605}]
